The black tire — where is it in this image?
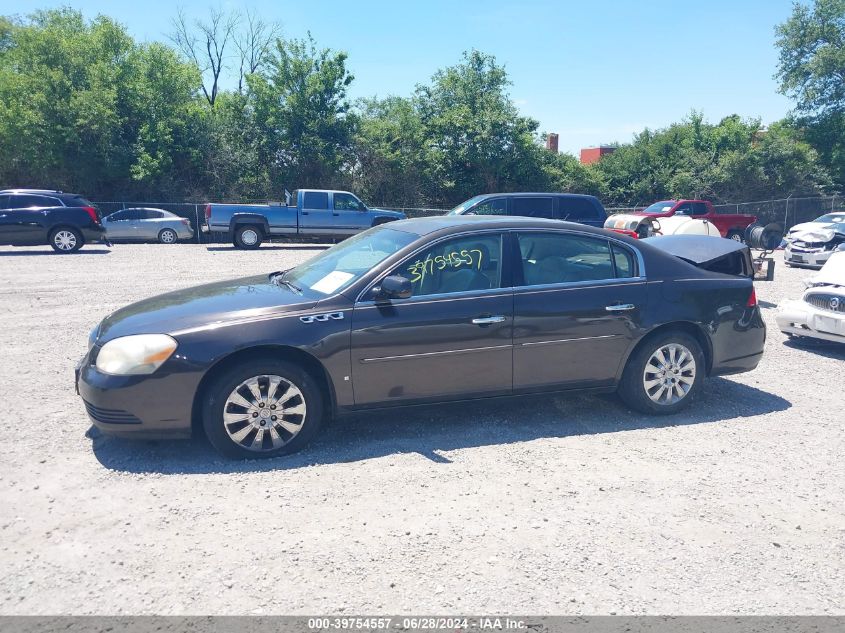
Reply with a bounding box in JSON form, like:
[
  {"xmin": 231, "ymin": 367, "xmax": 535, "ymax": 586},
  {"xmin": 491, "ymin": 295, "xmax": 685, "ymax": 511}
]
[
  {"xmin": 233, "ymin": 225, "xmax": 263, "ymax": 249},
  {"xmin": 158, "ymin": 228, "xmax": 178, "ymax": 244},
  {"xmin": 617, "ymin": 330, "xmax": 705, "ymax": 415},
  {"xmin": 49, "ymin": 226, "xmax": 84, "ymax": 253},
  {"xmin": 201, "ymin": 358, "xmax": 324, "ymax": 459},
  {"xmin": 727, "ymin": 230, "xmax": 745, "ymax": 243}
]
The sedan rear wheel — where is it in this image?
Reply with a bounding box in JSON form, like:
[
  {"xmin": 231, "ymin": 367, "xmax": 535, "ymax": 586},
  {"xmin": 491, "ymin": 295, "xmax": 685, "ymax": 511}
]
[
  {"xmin": 202, "ymin": 359, "xmax": 323, "ymax": 459},
  {"xmin": 617, "ymin": 331, "xmax": 704, "ymax": 415},
  {"xmin": 158, "ymin": 228, "xmax": 178, "ymax": 244}
]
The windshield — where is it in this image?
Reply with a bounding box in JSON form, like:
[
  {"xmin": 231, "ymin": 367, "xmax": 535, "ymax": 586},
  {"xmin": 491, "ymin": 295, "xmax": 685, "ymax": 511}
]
[
  {"xmin": 815, "ymin": 213, "xmax": 845, "ymax": 225},
  {"xmin": 448, "ymin": 195, "xmax": 487, "ymax": 215},
  {"xmin": 282, "ymin": 227, "xmax": 418, "ymax": 295},
  {"xmin": 642, "ymin": 201, "xmax": 676, "ymax": 214}
]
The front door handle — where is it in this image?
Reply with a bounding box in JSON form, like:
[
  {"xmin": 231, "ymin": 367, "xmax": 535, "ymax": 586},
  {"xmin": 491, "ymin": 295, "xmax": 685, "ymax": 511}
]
[
  {"xmin": 605, "ymin": 304, "xmax": 636, "ymax": 312},
  {"xmin": 471, "ymin": 315, "xmax": 506, "ymax": 325}
]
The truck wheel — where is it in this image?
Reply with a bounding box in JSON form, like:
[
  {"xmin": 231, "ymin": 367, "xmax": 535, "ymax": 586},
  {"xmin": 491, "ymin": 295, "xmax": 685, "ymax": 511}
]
[
  {"xmin": 233, "ymin": 225, "xmax": 263, "ymax": 249},
  {"xmin": 727, "ymin": 230, "xmax": 744, "ymax": 243}
]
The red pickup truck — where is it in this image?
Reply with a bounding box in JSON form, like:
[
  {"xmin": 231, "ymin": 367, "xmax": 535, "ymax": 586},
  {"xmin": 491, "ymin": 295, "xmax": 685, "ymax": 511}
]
[{"xmin": 621, "ymin": 199, "xmax": 757, "ymax": 241}]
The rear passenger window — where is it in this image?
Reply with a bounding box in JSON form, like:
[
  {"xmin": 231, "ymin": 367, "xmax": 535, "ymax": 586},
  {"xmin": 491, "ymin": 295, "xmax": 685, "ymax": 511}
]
[
  {"xmin": 10, "ymin": 195, "xmax": 50, "ymax": 208},
  {"xmin": 558, "ymin": 198, "xmax": 597, "ymax": 221},
  {"xmin": 511, "ymin": 197, "xmax": 555, "ymax": 219},
  {"xmin": 0, "ymin": 195, "xmax": 8, "ymax": 209},
  {"xmin": 303, "ymin": 192, "xmax": 329, "ymax": 209},
  {"xmin": 691, "ymin": 202, "xmax": 708, "ymax": 216},
  {"xmin": 472, "ymin": 198, "xmax": 507, "ymax": 215},
  {"xmin": 517, "ymin": 233, "xmax": 618, "ymax": 285},
  {"xmin": 611, "ymin": 244, "xmax": 635, "ymax": 278}
]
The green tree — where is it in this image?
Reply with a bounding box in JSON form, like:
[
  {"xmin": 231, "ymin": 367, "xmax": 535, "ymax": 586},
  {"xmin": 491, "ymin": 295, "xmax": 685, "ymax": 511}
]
[
  {"xmin": 776, "ymin": 0, "xmax": 845, "ymax": 187},
  {"xmin": 413, "ymin": 50, "xmax": 545, "ymax": 205},
  {"xmin": 248, "ymin": 36, "xmax": 355, "ymax": 191},
  {"xmin": 0, "ymin": 9, "xmax": 204, "ymax": 198},
  {"xmin": 352, "ymin": 96, "xmax": 427, "ymax": 206}
]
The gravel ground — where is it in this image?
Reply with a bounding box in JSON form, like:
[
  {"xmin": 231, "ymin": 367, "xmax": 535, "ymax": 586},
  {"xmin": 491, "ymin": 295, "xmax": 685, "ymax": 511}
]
[{"xmin": 0, "ymin": 242, "xmax": 843, "ymax": 615}]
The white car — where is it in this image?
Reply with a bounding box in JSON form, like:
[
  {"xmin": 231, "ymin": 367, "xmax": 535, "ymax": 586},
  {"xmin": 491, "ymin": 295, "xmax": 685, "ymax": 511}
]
[
  {"xmin": 776, "ymin": 252, "xmax": 845, "ymax": 344},
  {"xmin": 785, "ymin": 212, "xmax": 845, "ymax": 240},
  {"xmin": 784, "ymin": 213, "xmax": 845, "ymax": 269}
]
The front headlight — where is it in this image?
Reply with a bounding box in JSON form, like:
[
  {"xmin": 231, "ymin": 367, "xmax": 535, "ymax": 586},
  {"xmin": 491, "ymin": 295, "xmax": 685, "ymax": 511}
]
[{"xmin": 96, "ymin": 334, "xmax": 178, "ymax": 375}]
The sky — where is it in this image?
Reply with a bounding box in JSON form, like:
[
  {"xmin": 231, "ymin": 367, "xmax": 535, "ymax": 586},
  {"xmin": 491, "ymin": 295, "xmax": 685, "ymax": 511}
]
[{"xmin": 7, "ymin": 0, "xmax": 799, "ymax": 155}]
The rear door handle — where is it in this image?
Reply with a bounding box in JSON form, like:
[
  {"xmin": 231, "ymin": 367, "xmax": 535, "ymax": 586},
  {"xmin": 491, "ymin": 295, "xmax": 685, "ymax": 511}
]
[
  {"xmin": 471, "ymin": 315, "xmax": 506, "ymax": 325},
  {"xmin": 605, "ymin": 304, "xmax": 636, "ymax": 312}
]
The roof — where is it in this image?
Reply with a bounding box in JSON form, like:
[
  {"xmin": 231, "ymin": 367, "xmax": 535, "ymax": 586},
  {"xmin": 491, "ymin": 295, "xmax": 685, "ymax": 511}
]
[
  {"xmin": 0, "ymin": 188, "xmax": 64, "ymax": 194},
  {"xmin": 387, "ymin": 214, "xmax": 618, "ymax": 238},
  {"xmin": 472, "ymin": 192, "xmax": 599, "ymax": 200}
]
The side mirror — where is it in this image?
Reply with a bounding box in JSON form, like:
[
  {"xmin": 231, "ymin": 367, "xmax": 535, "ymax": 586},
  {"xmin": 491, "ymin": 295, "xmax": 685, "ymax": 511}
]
[{"xmin": 376, "ymin": 275, "xmax": 412, "ymax": 300}]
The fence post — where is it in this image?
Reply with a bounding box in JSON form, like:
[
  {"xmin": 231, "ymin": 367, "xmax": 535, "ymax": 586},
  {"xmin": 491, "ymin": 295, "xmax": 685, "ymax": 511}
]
[{"xmin": 194, "ymin": 205, "xmax": 200, "ymax": 244}]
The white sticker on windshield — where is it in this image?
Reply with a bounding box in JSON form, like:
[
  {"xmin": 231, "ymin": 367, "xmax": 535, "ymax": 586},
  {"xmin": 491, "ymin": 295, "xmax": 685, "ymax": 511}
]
[
  {"xmin": 662, "ymin": 206, "xmax": 673, "ymax": 212},
  {"xmin": 310, "ymin": 271, "xmax": 354, "ymax": 294}
]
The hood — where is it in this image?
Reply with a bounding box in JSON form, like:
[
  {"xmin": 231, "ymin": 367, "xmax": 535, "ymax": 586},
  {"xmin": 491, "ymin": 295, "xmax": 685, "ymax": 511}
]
[
  {"xmin": 789, "ymin": 227, "xmax": 839, "ymax": 244},
  {"xmin": 96, "ymin": 274, "xmax": 318, "ymax": 343},
  {"xmin": 807, "ymin": 252, "xmax": 845, "ymax": 288},
  {"xmin": 371, "ymin": 208, "xmax": 406, "ymax": 219},
  {"xmin": 788, "ymin": 221, "xmax": 844, "ymax": 236}
]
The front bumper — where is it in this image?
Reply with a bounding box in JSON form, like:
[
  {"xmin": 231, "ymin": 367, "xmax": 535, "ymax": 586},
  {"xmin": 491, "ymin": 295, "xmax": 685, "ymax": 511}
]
[
  {"xmin": 784, "ymin": 245, "xmax": 833, "ymax": 268},
  {"xmin": 75, "ymin": 349, "xmax": 198, "ymax": 439},
  {"xmin": 776, "ymin": 300, "xmax": 845, "ymax": 344}
]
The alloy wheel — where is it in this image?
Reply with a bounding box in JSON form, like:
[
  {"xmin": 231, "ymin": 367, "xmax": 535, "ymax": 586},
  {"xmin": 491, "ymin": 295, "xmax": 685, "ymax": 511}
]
[
  {"xmin": 160, "ymin": 229, "xmax": 176, "ymax": 243},
  {"xmin": 642, "ymin": 343, "xmax": 696, "ymax": 405},
  {"xmin": 222, "ymin": 375, "xmax": 306, "ymax": 452},
  {"xmin": 53, "ymin": 230, "xmax": 78, "ymax": 251}
]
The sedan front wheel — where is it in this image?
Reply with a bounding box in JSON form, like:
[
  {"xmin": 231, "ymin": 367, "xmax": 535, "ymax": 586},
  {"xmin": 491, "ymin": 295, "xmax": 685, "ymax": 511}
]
[{"xmin": 202, "ymin": 359, "xmax": 324, "ymax": 459}]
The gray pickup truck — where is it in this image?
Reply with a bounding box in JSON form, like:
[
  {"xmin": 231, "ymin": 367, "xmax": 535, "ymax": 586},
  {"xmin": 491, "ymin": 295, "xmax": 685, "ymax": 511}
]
[{"xmin": 203, "ymin": 189, "xmax": 405, "ymax": 249}]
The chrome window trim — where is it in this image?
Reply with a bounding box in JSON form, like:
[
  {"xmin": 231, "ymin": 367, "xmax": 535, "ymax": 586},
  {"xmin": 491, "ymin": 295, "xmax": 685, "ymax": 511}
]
[
  {"xmin": 514, "ymin": 278, "xmax": 646, "ymax": 296},
  {"xmin": 356, "ymin": 287, "xmax": 513, "ymax": 309},
  {"xmin": 354, "ymin": 226, "xmax": 647, "ymax": 305}
]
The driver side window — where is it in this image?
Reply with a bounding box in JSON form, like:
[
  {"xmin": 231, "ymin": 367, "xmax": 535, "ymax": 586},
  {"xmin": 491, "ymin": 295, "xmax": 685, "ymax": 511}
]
[
  {"xmin": 334, "ymin": 193, "xmax": 364, "ymax": 211},
  {"xmin": 390, "ymin": 234, "xmax": 503, "ymax": 297}
]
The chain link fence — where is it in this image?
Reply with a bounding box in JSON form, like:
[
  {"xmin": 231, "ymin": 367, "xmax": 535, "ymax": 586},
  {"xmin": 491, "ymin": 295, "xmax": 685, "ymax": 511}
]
[
  {"xmin": 93, "ymin": 196, "xmax": 844, "ymax": 243},
  {"xmin": 91, "ymin": 201, "xmax": 449, "ymax": 243},
  {"xmin": 608, "ymin": 196, "xmax": 844, "ymax": 228}
]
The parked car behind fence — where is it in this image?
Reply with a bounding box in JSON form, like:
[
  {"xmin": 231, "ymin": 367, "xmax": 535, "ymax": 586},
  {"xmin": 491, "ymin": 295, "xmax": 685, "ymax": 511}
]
[{"xmin": 102, "ymin": 208, "xmax": 194, "ymax": 244}]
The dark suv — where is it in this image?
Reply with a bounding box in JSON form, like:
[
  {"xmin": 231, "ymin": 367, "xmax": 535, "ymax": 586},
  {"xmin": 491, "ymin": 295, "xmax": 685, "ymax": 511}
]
[
  {"xmin": 448, "ymin": 192, "xmax": 608, "ymax": 227},
  {"xmin": 0, "ymin": 189, "xmax": 107, "ymax": 253}
]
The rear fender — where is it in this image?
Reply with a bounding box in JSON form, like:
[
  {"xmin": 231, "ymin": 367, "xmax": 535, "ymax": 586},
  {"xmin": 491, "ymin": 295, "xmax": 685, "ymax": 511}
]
[{"xmin": 229, "ymin": 214, "xmax": 270, "ymax": 236}]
